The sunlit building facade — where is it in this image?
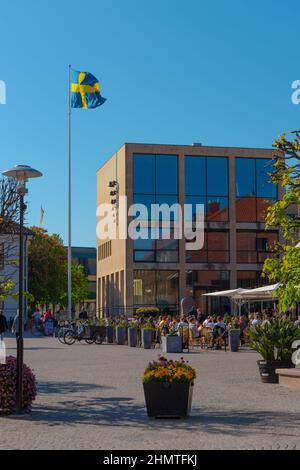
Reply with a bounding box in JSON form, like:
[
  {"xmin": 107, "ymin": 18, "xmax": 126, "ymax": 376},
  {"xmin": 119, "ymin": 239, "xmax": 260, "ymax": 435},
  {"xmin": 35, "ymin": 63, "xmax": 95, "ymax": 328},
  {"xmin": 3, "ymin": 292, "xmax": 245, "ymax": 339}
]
[{"xmin": 96, "ymin": 143, "xmax": 282, "ymax": 316}]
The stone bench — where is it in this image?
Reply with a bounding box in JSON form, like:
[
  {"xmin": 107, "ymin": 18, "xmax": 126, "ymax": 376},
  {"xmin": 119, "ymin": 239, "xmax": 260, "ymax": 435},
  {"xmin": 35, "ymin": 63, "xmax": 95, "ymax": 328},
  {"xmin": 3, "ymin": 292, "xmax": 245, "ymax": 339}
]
[{"xmin": 276, "ymin": 368, "xmax": 300, "ymax": 390}]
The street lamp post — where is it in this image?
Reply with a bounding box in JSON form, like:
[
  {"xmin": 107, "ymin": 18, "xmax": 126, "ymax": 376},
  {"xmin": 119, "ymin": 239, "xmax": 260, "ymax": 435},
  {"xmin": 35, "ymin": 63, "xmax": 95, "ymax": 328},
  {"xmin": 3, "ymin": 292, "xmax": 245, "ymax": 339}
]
[{"xmin": 2, "ymin": 165, "xmax": 42, "ymax": 413}]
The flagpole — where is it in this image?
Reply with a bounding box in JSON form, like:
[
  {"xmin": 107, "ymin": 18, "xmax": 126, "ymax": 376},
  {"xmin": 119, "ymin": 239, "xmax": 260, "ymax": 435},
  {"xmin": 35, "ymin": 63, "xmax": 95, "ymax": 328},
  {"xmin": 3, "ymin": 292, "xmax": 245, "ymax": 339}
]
[{"xmin": 68, "ymin": 64, "xmax": 72, "ymax": 322}]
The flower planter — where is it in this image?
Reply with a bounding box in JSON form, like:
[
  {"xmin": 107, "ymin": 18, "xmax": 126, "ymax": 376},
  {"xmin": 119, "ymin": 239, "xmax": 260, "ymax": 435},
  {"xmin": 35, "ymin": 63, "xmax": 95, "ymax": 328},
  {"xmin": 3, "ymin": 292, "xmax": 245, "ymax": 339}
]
[
  {"xmin": 116, "ymin": 326, "xmax": 126, "ymax": 345},
  {"xmin": 162, "ymin": 335, "xmax": 182, "ymax": 353},
  {"xmin": 257, "ymin": 360, "xmax": 294, "ymax": 384},
  {"xmin": 142, "ymin": 329, "xmax": 153, "ymax": 349},
  {"xmin": 143, "ymin": 381, "xmax": 194, "ymax": 418},
  {"xmin": 229, "ymin": 329, "xmax": 240, "ymax": 352},
  {"xmin": 106, "ymin": 325, "xmax": 114, "ymax": 344},
  {"xmin": 128, "ymin": 327, "xmax": 137, "ymax": 347}
]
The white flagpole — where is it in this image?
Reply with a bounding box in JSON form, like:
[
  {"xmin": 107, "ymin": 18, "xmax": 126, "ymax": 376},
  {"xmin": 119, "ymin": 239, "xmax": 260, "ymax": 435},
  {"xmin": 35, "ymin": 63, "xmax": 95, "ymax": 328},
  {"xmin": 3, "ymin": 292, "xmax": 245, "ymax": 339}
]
[{"xmin": 68, "ymin": 64, "xmax": 72, "ymax": 322}]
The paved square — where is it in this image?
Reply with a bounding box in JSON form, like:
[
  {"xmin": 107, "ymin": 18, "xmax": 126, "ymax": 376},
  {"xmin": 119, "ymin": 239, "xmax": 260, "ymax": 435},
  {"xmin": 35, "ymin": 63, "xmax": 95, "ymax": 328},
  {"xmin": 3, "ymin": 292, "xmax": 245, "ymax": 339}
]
[{"xmin": 1, "ymin": 336, "xmax": 300, "ymax": 450}]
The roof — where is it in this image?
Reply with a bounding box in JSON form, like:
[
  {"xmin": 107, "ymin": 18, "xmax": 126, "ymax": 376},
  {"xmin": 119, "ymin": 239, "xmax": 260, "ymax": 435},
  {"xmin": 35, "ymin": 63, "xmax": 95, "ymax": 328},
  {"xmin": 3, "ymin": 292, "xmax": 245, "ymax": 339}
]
[{"xmin": 0, "ymin": 218, "xmax": 34, "ymax": 236}]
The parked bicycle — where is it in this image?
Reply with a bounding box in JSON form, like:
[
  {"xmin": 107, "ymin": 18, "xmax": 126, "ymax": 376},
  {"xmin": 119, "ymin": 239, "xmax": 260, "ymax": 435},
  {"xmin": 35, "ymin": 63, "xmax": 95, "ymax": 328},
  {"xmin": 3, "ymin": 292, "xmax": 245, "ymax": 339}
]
[{"xmin": 63, "ymin": 321, "xmax": 104, "ymax": 345}]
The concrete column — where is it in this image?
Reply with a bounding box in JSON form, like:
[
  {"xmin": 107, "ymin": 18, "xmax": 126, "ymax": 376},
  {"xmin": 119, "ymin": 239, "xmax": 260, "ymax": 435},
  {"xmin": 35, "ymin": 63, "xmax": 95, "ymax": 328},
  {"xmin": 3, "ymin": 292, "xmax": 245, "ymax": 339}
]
[{"xmin": 229, "ymin": 156, "xmax": 237, "ymax": 289}]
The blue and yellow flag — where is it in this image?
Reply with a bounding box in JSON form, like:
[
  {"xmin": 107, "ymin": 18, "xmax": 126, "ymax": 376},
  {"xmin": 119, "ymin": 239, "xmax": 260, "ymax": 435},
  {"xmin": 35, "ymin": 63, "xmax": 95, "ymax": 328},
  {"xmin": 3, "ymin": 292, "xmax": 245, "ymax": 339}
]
[{"xmin": 71, "ymin": 70, "xmax": 106, "ymax": 109}]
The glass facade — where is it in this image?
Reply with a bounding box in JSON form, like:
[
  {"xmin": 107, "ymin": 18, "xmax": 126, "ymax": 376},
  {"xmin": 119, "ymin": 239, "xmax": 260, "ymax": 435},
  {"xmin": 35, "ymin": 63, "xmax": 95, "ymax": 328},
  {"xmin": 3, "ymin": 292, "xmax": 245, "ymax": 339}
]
[
  {"xmin": 72, "ymin": 247, "xmax": 96, "ymax": 276},
  {"xmin": 236, "ymin": 231, "xmax": 278, "ymax": 263},
  {"xmin": 186, "ymin": 270, "xmax": 230, "ymax": 314},
  {"xmin": 133, "ymin": 154, "xmax": 179, "ymax": 262},
  {"xmin": 235, "ymin": 158, "xmax": 277, "ymax": 222},
  {"xmin": 185, "ymin": 156, "xmax": 229, "ymax": 221},
  {"xmin": 186, "ymin": 230, "xmax": 229, "ymax": 263},
  {"xmin": 133, "ymin": 270, "xmax": 179, "ymax": 308}
]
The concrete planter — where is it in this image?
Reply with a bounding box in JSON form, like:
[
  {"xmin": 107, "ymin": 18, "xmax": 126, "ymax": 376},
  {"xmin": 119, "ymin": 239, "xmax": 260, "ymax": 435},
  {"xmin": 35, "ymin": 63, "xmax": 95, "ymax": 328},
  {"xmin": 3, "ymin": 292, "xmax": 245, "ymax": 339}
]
[
  {"xmin": 128, "ymin": 327, "xmax": 137, "ymax": 347},
  {"xmin": 144, "ymin": 381, "xmax": 194, "ymax": 418},
  {"xmin": 258, "ymin": 360, "xmax": 294, "ymax": 384},
  {"xmin": 142, "ymin": 329, "xmax": 153, "ymax": 349},
  {"xmin": 106, "ymin": 325, "xmax": 114, "ymax": 344},
  {"xmin": 116, "ymin": 326, "xmax": 126, "ymax": 345},
  {"xmin": 162, "ymin": 335, "xmax": 182, "ymax": 353},
  {"xmin": 229, "ymin": 329, "xmax": 240, "ymax": 352}
]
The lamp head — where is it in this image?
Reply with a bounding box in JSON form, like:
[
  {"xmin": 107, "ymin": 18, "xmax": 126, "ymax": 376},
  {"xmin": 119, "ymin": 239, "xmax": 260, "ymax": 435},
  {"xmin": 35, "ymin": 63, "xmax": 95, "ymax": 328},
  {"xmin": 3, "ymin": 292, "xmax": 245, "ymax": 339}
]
[{"xmin": 2, "ymin": 165, "xmax": 43, "ymax": 182}]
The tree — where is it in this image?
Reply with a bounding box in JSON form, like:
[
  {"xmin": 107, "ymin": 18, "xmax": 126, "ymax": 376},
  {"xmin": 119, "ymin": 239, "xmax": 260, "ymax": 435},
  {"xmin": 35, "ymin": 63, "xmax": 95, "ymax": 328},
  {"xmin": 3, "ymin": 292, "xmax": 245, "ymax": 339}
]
[
  {"xmin": 262, "ymin": 131, "xmax": 300, "ymax": 309},
  {"xmin": 0, "ymin": 177, "xmax": 19, "ymax": 300},
  {"xmin": 28, "ymin": 227, "xmax": 88, "ymax": 306},
  {"xmin": 59, "ymin": 264, "xmax": 89, "ymax": 307}
]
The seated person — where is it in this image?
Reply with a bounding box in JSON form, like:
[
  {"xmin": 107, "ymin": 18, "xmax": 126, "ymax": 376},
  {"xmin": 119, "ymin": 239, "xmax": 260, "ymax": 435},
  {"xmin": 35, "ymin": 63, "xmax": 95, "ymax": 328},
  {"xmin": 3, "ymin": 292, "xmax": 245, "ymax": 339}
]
[
  {"xmin": 203, "ymin": 316, "xmax": 215, "ymax": 328},
  {"xmin": 188, "ymin": 317, "xmax": 200, "ymax": 338}
]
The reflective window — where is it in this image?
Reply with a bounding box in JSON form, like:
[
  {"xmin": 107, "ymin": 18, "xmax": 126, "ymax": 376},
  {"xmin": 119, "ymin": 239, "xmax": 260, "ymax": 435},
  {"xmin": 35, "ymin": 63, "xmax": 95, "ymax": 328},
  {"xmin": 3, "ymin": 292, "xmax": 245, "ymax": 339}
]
[
  {"xmin": 207, "ymin": 157, "xmax": 228, "ymax": 196},
  {"xmin": 186, "ymin": 231, "xmax": 229, "ymax": 263},
  {"xmin": 236, "ymin": 231, "xmax": 278, "ymax": 264},
  {"xmin": 156, "ymin": 271, "xmax": 179, "ymax": 307},
  {"xmin": 206, "ymin": 197, "xmax": 228, "ymax": 221},
  {"xmin": 235, "ymin": 157, "xmax": 277, "ymax": 222},
  {"xmin": 235, "ymin": 158, "xmax": 256, "ymax": 197},
  {"xmin": 133, "ymin": 154, "xmax": 155, "ymax": 194},
  {"xmin": 133, "ymin": 270, "xmax": 156, "ymax": 305},
  {"xmin": 256, "ymin": 159, "xmax": 277, "ymax": 198},
  {"xmin": 185, "ymin": 196, "xmax": 206, "ymax": 222},
  {"xmin": 133, "ymin": 270, "xmax": 179, "ymax": 308},
  {"xmin": 156, "ymin": 155, "xmax": 178, "ymax": 194},
  {"xmin": 156, "ymin": 251, "xmax": 179, "ymax": 262},
  {"xmin": 185, "ymin": 156, "xmax": 206, "ymax": 195},
  {"xmin": 134, "ymin": 251, "xmax": 156, "ymax": 262}
]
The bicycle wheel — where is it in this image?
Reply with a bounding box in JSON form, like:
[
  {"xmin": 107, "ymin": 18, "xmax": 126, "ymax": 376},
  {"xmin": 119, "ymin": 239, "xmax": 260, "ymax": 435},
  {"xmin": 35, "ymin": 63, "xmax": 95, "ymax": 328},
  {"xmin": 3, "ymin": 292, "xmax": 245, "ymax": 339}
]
[
  {"xmin": 64, "ymin": 330, "xmax": 76, "ymax": 345},
  {"xmin": 58, "ymin": 328, "xmax": 67, "ymax": 344},
  {"xmin": 85, "ymin": 338, "xmax": 94, "ymax": 344},
  {"xmin": 93, "ymin": 332, "xmax": 103, "ymax": 345}
]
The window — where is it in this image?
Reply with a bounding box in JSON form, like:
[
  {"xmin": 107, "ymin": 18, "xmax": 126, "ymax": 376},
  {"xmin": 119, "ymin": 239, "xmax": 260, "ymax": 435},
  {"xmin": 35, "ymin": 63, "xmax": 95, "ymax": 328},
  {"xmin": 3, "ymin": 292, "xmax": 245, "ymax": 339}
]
[
  {"xmin": 185, "ymin": 156, "xmax": 229, "ymax": 221},
  {"xmin": 185, "ymin": 156, "xmax": 206, "ymax": 196},
  {"xmin": 134, "ymin": 228, "xmax": 179, "ymax": 263},
  {"xmin": 207, "ymin": 157, "xmax": 228, "ymax": 197},
  {"xmin": 156, "ymin": 155, "xmax": 178, "ymax": 194},
  {"xmin": 237, "ymin": 271, "xmax": 265, "ymax": 288},
  {"xmin": 133, "ymin": 270, "xmax": 179, "ymax": 307},
  {"xmin": 133, "ymin": 154, "xmax": 179, "ymax": 263},
  {"xmin": 133, "ymin": 154, "xmax": 155, "ymax": 194},
  {"xmin": 235, "ymin": 158, "xmax": 277, "ymax": 222},
  {"xmin": 235, "ymin": 158, "xmax": 256, "ymax": 198},
  {"xmin": 186, "ymin": 231, "xmax": 229, "ymax": 263},
  {"xmin": 237, "ymin": 231, "xmax": 278, "ymax": 263}
]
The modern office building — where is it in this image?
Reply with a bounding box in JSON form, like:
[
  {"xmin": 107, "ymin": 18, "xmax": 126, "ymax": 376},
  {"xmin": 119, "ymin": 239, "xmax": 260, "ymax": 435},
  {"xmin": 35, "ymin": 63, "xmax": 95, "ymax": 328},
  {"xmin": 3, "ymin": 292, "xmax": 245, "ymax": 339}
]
[{"xmin": 96, "ymin": 143, "xmax": 282, "ymax": 316}]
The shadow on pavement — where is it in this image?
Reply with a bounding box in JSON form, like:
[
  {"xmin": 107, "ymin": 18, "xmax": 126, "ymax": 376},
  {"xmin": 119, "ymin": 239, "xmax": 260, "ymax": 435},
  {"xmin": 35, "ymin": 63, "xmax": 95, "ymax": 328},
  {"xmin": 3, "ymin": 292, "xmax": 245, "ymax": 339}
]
[{"xmin": 15, "ymin": 392, "xmax": 300, "ymax": 439}]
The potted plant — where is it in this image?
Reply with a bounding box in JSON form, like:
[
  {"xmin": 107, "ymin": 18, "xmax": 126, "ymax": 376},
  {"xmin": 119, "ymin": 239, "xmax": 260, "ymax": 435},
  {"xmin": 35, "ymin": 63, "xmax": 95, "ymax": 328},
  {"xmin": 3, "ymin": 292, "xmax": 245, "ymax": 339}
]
[
  {"xmin": 248, "ymin": 317, "xmax": 300, "ymax": 383},
  {"xmin": 162, "ymin": 329, "xmax": 182, "ymax": 353},
  {"xmin": 228, "ymin": 318, "xmax": 240, "ymax": 352},
  {"xmin": 116, "ymin": 320, "xmax": 127, "ymax": 345},
  {"xmin": 106, "ymin": 319, "xmax": 115, "ymax": 343},
  {"xmin": 0, "ymin": 356, "xmax": 37, "ymax": 414},
  {"xmin": 143, "ymin": 355, "xmax": 196, "ymax": 418},
  {"xmin": 141, "ymin": 320, "xmax": 155, "ymax": 349},
  {"xmin": 136, "ymin": 307, "xmax": 160, "ymax": 317},
  {"xmin": 128, "ymin": 322, "xmax": 138, "ymax": 347}
]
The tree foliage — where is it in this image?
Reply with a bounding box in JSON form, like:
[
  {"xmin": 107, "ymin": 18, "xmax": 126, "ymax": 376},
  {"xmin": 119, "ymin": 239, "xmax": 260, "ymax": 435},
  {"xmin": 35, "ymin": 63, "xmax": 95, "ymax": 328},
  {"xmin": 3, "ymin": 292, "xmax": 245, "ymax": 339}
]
[
  {"xmin": 28, "ymin": 227, "xmax": 88, "ymax": 305},
  {"xmin": 262, "ymin": 131, "xmax": 300, "ymax": 308},
  {"xmin": 0, "ymin": 177, "xmax": 19, "ymax": 300}
]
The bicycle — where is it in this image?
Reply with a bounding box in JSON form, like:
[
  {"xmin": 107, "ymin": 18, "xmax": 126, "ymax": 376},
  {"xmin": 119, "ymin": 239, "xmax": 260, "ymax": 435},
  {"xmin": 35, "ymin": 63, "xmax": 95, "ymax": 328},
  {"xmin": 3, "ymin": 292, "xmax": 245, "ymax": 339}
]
[
  {"xmin": 57, "ymin": 322, "xmax": 77, "ymax": 344},
  {"xmin": 64, "ymin": 321, "xmax": 103, "ymax": 345}
]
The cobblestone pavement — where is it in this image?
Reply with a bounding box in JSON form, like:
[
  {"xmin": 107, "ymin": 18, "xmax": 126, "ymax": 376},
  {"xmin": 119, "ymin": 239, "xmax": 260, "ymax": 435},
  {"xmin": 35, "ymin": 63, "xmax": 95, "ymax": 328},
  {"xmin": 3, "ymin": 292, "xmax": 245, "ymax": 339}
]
[{"xmin": 1, "ymin": 335, "xmax": 300, "ymax": 450}]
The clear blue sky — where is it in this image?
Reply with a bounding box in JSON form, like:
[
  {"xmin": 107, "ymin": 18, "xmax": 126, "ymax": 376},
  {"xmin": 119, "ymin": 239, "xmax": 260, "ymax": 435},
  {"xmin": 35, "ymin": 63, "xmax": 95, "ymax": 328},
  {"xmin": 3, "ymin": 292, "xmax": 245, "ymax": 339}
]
[{"xmin": 1, "ymin": 0, "xmax": 299, "ymax": 246}]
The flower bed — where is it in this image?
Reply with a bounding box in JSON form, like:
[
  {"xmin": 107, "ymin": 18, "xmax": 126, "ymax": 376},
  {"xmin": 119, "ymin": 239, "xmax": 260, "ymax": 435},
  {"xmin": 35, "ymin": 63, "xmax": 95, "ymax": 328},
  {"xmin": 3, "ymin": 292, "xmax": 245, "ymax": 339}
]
[{"xmin": 0, "ymin": 356, "xmax": 37, "ymax": 414}]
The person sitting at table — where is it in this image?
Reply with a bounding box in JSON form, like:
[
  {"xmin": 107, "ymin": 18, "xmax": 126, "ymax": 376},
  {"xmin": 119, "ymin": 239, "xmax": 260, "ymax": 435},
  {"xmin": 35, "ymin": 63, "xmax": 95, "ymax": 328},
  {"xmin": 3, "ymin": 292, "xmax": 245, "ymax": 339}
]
[
  {"xmin": 188, "ymin": 317, "xmax": 200, "ymax": 338},
  {"xmin": 203, "ymin": 315, "xmax": 214, "ymax": 328}
]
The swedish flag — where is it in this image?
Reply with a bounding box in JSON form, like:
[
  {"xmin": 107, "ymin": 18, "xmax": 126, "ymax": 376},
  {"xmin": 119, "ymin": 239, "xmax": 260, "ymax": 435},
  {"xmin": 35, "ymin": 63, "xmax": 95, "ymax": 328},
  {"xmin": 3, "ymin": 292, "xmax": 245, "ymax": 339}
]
[{"xmin": 71, "ymin": 70, "xmax": 106, "ymax": 109}]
